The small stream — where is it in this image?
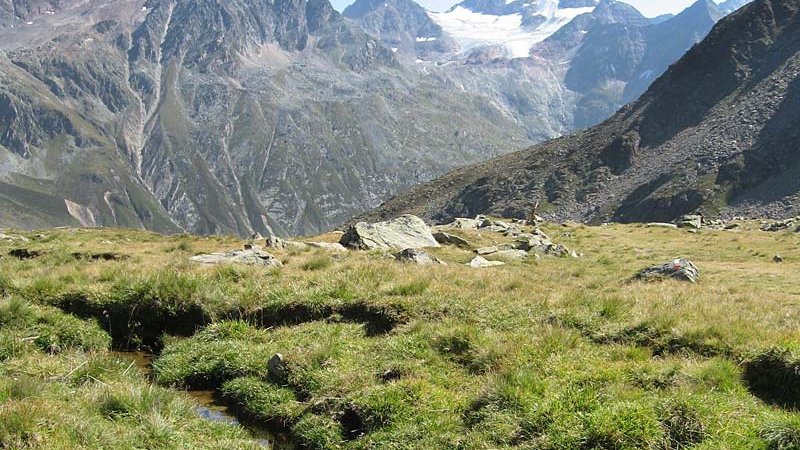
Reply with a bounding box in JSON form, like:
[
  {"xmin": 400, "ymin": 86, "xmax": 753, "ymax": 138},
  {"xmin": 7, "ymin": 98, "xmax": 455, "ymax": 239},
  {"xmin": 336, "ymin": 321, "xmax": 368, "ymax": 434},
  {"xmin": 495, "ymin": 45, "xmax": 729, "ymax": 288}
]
[{"xmin": 113, "ymin": 351, "xmax": 290, "ymax": 449}]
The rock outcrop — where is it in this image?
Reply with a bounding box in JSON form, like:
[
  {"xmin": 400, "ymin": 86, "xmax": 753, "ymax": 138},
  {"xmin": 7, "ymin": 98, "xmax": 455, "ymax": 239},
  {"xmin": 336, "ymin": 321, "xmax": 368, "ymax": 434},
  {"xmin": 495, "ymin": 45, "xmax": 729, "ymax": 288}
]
[
  {"xmin": 340, "ymin": 215, "xmax": 440, "ymax": 250},
  {"xmin": 190, "ymin": 248, "xmax": 283, "ymax": 267}
]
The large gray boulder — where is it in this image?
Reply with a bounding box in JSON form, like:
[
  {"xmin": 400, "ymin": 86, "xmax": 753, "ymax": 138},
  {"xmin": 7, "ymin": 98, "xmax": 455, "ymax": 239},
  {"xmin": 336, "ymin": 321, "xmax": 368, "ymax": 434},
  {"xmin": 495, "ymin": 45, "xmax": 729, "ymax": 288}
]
[
  {"xmin": 190, "ymin": 248, "xmax": 283, "ymax": 267},
  {"xmin": 340, "ymin": 215, "xmax": 440, "ymax": 250},
  {"xmin": 636, "ymin": 258, "xmax": 700, "ymax": 283}
]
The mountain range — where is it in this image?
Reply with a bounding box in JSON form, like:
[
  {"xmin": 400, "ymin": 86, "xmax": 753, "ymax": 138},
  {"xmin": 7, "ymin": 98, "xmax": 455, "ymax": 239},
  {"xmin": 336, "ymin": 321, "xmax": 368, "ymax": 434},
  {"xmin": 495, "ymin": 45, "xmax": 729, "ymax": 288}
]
[
  {"xmin": 365, "ymin": 0, "xmax": 800, "ymax": 225},
  {"xmin": 0, "ymin": 0, "xmax": 752, "ymax": 235}
]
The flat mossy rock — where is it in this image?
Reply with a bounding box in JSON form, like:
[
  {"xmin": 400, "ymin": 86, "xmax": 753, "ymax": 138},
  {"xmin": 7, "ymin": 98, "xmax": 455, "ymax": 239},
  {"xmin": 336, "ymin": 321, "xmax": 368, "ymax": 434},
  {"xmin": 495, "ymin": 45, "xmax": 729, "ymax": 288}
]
[{"xmin": 340, "ymin": 215, "xmax": 440, "ymax": 250}]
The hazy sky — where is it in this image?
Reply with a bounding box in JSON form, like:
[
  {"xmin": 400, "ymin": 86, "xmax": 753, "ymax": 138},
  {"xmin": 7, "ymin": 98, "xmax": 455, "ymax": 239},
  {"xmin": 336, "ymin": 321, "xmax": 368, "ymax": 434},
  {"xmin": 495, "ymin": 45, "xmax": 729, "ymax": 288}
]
[{"xmin": 330, "ymin": 0, "xmax": 705, "ymax": 16}]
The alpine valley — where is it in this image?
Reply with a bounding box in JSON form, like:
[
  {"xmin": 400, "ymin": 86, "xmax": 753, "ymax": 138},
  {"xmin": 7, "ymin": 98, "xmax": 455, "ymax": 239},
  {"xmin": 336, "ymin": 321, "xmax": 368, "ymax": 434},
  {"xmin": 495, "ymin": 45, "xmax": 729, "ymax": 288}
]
[
  {"xmin": 366, "ymin": 0, "xmax": 800, "ymax": 226},
  {"xmin": 0, "ymin": 0, "xmax": 750, "ymax": 235}
]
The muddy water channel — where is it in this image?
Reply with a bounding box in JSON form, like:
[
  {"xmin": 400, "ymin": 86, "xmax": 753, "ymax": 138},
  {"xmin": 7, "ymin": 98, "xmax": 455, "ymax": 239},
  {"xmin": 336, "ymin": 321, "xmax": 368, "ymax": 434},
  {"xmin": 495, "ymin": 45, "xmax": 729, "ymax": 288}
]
[{"xmin": 113, "ymin": 351, "xmax": 291, "ymax": 449}]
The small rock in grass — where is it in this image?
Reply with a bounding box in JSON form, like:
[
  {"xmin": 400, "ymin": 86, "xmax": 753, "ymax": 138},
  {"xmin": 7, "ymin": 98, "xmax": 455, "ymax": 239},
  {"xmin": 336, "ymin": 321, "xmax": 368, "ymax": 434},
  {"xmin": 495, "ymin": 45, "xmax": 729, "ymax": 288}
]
[
  {"xmin": 433, "ymin": 231, "xmax": 471, "ymax": 248},
  {"xmin": 475, "ymin": 246, "xmax": 499, "ymax": 255},
  {"xmin": 268, "ymin": 353, "xmax": 288, "ymax": 383},
  {"xmin": 444, "ymin": 218, "xmax": 481, "ymax": 229},
  {"xmin": 468, "ymin": 256, "xmax": 505, "ymax": 268},
  {"xmin": 265, "ymin": 236, "xmax": 287, "ymax": 249},
  {"xmin": 774, "ymin": 255, "xmax": 784, "ymax": 263},
  {"xmin": 394, "ymin": 248, "xmax": 446, "ymax": 265},
  {"xmin": 490, "ymin": 249, "xmax": 529, "ymax": 261},
  {"xmin": 636, "ymin": 258, "xmax": 700, "ymax": 283},
  {"xmin": 379, "ymin": 368, "xmax": 403, "ymax": 382}
]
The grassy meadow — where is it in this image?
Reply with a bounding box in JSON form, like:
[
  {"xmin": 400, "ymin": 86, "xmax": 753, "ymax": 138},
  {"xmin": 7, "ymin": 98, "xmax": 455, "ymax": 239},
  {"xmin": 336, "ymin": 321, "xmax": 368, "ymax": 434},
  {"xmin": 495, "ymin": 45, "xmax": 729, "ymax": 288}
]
[{"xmin": 1, "ymin": 221, "xmax": 799, "ymax": 449}]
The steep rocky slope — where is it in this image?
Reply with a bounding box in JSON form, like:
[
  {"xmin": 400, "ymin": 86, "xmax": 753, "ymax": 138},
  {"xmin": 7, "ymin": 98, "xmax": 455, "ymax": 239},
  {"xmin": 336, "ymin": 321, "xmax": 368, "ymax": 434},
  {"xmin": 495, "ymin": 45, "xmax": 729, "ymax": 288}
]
[
  {"xmin": 364, "ymin": 0, "xmax": 800, "ymax": 224},
  {"xmin": 0, "ymin": 0, "xmax": 528, "ymax": 235}
]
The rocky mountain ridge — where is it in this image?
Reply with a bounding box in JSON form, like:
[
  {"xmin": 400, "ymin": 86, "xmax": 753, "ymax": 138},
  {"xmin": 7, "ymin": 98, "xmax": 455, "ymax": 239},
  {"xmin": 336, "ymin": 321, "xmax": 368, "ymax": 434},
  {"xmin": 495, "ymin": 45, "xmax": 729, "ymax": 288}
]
[
  {"xmin": 363, "ymin": 0, "xmax": 800, "ymax": 225},
  {"xmin": 0, "ymin": 0, "xmax": 754, "ymax": 236},
  {"xmin": 0, "ymin": 0, "xmax": 529, "ymax": 236}
]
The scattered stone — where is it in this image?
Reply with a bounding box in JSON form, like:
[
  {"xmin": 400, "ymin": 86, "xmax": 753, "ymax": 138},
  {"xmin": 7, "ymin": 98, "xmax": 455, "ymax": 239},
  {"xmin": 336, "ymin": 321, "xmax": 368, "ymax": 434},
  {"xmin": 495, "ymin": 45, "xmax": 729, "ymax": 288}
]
[
  {"xmin": 774, "ymin": 255, "xmax": 784, "ymax": 263},
  {"xmin": 676, "ymin": 214, "xmax": 703, "ymax": 229},
  {"xmin": 444, "ymin": 218, "xmax": 481, "ymax": 230},
  {"xmin": 636, "ymin": 258, "xmax": 700, "ymax": 283},
  {"xmin": 0, "ymin": 233, "xmax": 29, "ymax": 242},
  {"xmin": 489, "ymin": 249, "xmax": 529, "ymax": 261},
  {"xmin": 433, "ymin": 231, "xmax": 471, "ymax": 247},
  {"xmin": 265, "ymin": 236, "xmax": 287, "ymax": 249},
  {"xmin": 379, "ymin": 368, "xmax": 403, "ymax": 383},
  {"xmin": 503, "ymin": 225, "xmax": 523, "ymax": 237},
  {"xmin": 545, "ymin": 244, "xmax": 573, "ymax": 257},
  {"xmin": 8, "ymin": 248, "xmax": 41, "ymax": 259},
  {"xmin": 724, "ymin": 223, "xmax": 739, "ymax": 230},
  {"xmin": 475, "ymin": 246, "xmax": 499, "ymax": 255},
  {"xmin": 394, "ymin": 248, "xmax": 446, "ymax": 265},
  {"xmin": 646, "ymin": 222, "xmax": 678, "ymax": 229},
  {"xmin": 267, "ymin": 353, "xmax": 288, "ymax": 383},
  {"xmin": 190, "ymin": 247, "xmax": 283, "ymax": 267},
  {"xmin": 513, "ymin": 230, "xmax": 552, "ymax": 252},
  {"xmin": 761, "ymin": 217, "xmax": 798, "ymax": 232},
  {"xmin": 467, "ymin": 256, "xmax": 505, "ymax": 268},
  {"xmin": 305, "ymin": 242, "xmax": 348, "ymax": 252},
  {"xmin": 478, "ymin": 217, "xmax": 512, "ymax": 233},
  {"xmin": 340, "ymin": 215, "xmax": 440, "ymax": 250}
]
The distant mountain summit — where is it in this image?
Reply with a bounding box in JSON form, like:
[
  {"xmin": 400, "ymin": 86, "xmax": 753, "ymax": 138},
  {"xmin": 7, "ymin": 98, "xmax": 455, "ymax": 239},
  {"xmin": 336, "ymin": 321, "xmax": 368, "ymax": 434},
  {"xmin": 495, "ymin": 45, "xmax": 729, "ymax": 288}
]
[
  {"xmin": 342, "ymin": 0, "xmax": 458, "ymax": 61},
  {"xmin": 364, "ymin": 0, "xmax": 800, "ymax": 224}
]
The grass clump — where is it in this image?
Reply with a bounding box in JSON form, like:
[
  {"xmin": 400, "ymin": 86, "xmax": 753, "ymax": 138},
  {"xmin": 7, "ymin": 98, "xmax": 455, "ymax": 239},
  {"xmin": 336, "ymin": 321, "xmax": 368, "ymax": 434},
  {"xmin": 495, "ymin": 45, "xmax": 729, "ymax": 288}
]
[
  {"xmin": 387, "ymin": 280, "xmax": 429, "ymax": 296},
  {"xmin": 659, "ymin": 399, "xmax": 707, "ymax": 449},
  {"xmin": 292, "ymin": 413, "xmax": 343, "ymax": 448},
  {"xmin": 761, "ymin": 416, "xmax": 800, "ymax": 450},
  {"xmin": 301, "ymin": 255, "xmax": 333, "ymax": 271},
  {"xmin": 222, "ymin": 377, "xmax": 304, "ymax": 425},
  {"xmin": 0, "ymin": 297, "xmax": 110, "ymax": 359}
]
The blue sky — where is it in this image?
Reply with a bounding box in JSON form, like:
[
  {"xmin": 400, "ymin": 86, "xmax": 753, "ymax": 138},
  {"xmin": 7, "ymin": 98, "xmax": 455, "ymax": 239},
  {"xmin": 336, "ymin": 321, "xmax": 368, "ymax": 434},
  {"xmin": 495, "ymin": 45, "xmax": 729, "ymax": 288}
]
[{"xmin": 330, "ymin": 0, "xmax": 703, "ymax": 16}]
